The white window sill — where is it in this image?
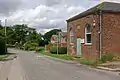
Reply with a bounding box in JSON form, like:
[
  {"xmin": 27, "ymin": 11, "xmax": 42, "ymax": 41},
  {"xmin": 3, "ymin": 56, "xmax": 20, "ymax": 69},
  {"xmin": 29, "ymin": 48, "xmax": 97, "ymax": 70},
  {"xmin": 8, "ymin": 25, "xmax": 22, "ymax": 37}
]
[
  {"xmin": 70, "ymin": 43, "xmax": 74, "ymax": 45},
  {"xmin": 85, "ymin": 43, "xmax": 92, "ymax": 45}
]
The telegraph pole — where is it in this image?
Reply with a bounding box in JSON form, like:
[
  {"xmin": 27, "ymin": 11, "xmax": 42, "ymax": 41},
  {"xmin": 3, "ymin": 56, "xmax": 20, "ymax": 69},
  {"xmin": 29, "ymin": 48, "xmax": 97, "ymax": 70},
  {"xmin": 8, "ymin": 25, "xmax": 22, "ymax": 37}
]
[
  {"xmin": 57, "ymin": 32, "xmax": 61, "ymax": 55},
  {"xmin": 5, "ymin": 19, "xmax": 7, "ymax": 53},
  {"xmin": 57, "ymin": 33, "xmax": 59, "ymax": 55}
]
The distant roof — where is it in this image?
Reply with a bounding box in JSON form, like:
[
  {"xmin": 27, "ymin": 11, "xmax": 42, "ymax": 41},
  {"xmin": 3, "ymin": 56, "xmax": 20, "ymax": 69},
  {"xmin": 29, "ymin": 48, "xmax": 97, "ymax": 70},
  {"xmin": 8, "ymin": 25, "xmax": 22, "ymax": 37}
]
[
  {"xmin": 67, "ymin": 2, "xmax": 120, "ymax": 22},
  {"xmin": 61, "ymin": 32, "xmax": 67, "ymax": 37}
]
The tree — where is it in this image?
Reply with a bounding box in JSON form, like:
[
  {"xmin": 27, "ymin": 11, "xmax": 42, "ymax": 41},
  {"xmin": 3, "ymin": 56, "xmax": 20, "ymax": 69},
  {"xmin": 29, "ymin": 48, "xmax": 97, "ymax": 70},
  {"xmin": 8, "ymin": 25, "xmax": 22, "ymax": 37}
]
[
  {"xmin": 44, "ymin": 29, "xmax": 61, "ymax": 42},
  {"xmin": 6, "ymin": 27, "xmax": 16, "ymax": 44},
  {"xmin": 13, "ymin": 24, "xmax": 29, "ymax": 44}
]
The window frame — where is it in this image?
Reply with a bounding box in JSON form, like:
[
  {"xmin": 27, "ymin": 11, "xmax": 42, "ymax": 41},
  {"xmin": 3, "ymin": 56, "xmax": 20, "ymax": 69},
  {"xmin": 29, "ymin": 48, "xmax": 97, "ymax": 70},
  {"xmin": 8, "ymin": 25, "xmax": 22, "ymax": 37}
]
[
  {"xmin": 85, "ymin": 24, "xmax": 92, "ymax": 45},
  {"xmin": 70, "ymin": 29, "xmax": 75, "ymax": 43}
]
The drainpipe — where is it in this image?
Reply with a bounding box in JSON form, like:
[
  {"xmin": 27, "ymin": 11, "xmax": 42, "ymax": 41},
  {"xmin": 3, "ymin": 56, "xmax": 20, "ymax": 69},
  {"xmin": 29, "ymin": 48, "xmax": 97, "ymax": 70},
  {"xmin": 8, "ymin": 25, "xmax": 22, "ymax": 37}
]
[{"xmin": 99, "ymin": 10, "xmax": 102, "ymax": 60}]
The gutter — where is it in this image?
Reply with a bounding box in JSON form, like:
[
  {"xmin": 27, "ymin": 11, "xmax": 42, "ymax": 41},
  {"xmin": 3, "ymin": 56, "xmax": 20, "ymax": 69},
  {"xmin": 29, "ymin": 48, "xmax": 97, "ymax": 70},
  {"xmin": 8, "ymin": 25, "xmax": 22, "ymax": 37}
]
[{"xmin": 99, "ymin": 10, "xmax": 102, "ymax": 60}]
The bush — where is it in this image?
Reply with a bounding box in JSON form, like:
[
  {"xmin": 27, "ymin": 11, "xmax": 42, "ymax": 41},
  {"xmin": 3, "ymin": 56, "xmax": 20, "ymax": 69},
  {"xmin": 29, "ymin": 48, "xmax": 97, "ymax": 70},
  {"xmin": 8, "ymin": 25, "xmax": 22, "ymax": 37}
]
[
  {"xmin": 79, "ymin": 58, "xmax": 97, "ymax": 66},
  {"xmin": 35, "ymin": 47, "xmax": 44, "ymax": 52},
  {"xmin": 28, "ymin": 47, "xmax": 36, "ymax": 51},
  {"xmin": 58, "ymin": 47, "xmax": 67, "ymax": 54},
  {"xmin": 50, "ymin": 46, "xmax": 57, "ymax": 54},
  {"xmin": 101, "ymin": 53, "xmax": 114, "ymax": 63},
  {"xmin": 50, "ymin": 46, "xmax": 67, "ymax": 54},
  {"xmin": 0, "ymin": 36, "xmax": 6, "ymax": 54},
  {"xmin": 24, "ymin": 41, "xmax": 38, "ymax": 51}
]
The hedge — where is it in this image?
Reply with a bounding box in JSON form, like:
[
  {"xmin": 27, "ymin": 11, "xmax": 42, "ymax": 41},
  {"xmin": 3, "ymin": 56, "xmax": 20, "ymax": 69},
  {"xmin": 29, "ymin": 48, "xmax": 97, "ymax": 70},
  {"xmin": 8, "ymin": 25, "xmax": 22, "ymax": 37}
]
[
  {"xmin": 50, "ymin": 46, "xmax": 67, "ymax": 54},
  {"xmin": 0, "ymin": 36, "xmax": 6, "ymax": 54},
  {"xmin": 35, "ymin": 47, "xmax": 45, "ymax": 52},
  {"xmin": 50, "ymin": 46, "xmax": 57, "ymax": 54},
  {"xmin": 58, "ymin": 47, "xmax": 67, "ymax": 54}
]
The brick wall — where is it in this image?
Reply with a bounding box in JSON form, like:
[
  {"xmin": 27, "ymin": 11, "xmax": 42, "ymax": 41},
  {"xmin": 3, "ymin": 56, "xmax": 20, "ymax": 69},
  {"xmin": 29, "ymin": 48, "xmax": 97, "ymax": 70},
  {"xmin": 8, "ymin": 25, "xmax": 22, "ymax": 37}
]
[
  {"xmin": 102, "ymin": 12, "xmax": 120, "ymax": 56},
  {"xmin": 67, "ymin": 12, "xmax": 120, "ymax": 60},
  {"xmin": 67, "ymin": 14, "xmax": 100, "ymax": 59}
]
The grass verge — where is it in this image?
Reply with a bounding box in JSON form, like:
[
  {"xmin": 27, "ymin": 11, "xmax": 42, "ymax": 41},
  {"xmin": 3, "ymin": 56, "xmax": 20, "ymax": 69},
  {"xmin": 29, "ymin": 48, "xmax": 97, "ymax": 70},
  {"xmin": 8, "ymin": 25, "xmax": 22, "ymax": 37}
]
[
  {"xmin": 0, "ymin": 54, "xmax": 9, "ymax": 60},
  {"xmin": 40, "ymin": 51, "xmax": 100, "ymax": 66}
]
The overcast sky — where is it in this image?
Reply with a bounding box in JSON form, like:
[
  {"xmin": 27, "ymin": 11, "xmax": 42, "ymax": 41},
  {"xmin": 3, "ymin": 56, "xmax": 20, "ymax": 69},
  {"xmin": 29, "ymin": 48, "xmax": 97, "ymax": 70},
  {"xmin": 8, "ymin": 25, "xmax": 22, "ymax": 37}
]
[{"xmin": 0, "ymin": 0, "xmax": 120, "ymax": 34}]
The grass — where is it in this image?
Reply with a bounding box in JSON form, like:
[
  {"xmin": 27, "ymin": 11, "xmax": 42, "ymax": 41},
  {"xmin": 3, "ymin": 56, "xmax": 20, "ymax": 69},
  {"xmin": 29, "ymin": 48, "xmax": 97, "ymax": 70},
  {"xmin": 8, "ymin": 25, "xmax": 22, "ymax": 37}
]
[
  {"xmin": 78, "ymin": 58, "xmax": 100, "ymax": 66},
  {"xmin": 40, "ymin": 51, "xmax": 99, "ymax": 66},
  {"xmin": 0, "ymin": 54, "xmax": 9, "ymax": 60},
  {"xmin": 40, "ymin": 51, "xmax": 74, "ymax": 60}
]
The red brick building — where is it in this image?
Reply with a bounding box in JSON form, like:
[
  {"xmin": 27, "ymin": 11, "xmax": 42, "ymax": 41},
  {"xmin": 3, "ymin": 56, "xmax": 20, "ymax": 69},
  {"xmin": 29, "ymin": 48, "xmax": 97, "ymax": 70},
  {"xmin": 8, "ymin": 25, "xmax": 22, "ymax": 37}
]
[
  {"xmin": 50, "ymin": 32, "xmax": 67, "ymax": 47},
  {"xmin": 59, "ymin": 32, "xmax": 67, "ymax": 47},
  {"xmin": 67, "ymin": 2, "xmax": 120, "ymax": 60}
]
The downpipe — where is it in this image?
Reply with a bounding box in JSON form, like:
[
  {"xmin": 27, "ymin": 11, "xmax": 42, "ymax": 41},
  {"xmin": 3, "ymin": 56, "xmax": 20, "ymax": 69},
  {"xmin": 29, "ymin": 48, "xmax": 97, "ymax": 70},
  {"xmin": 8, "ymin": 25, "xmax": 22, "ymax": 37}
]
[{"xmin": 99, "ymin": 10, "xmax": 102, "ymax": 60}]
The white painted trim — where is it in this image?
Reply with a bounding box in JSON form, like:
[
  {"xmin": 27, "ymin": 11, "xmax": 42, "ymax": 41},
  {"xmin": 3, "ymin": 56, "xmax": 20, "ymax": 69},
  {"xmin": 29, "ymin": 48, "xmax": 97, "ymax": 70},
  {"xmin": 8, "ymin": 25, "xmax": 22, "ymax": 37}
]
[
  {"xmin": 85, "ymin": 24, "xmax": 92, "ymax": 44},
  {"xmin": 85, "ymin": 43, "xmax": 92, "ymax": 45}
]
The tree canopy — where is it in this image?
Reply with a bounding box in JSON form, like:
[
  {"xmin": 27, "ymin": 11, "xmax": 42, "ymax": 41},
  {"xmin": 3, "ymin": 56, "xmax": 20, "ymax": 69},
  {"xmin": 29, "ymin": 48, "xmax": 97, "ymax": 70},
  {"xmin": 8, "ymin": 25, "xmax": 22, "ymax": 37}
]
[
  {"xmin": 0, "ymin": 24, "xmax": 62, "ymax": 48},
  {"xmin": 44, "ymin": 29, "xmax": 61, "ymax": 42}
]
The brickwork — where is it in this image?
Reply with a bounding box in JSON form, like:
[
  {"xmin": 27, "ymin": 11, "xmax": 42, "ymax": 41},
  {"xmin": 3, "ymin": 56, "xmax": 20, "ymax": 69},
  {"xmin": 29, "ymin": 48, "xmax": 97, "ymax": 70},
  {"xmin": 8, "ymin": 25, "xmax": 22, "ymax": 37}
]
[{"xmin": 67, "ymin": 12, "xmax": 120, "ymax": 59}]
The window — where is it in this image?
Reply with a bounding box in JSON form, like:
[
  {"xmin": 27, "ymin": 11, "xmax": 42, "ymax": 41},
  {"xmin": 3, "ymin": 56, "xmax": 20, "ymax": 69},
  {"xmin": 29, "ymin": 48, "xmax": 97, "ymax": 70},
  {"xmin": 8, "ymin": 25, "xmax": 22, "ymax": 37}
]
[
  {"xmin": 70, "ymin": 29, "xmax": 74, "ymax": 43},
  {"xmin": 85, "ymin": 24, "xmax": 92, "ymax": 44}
]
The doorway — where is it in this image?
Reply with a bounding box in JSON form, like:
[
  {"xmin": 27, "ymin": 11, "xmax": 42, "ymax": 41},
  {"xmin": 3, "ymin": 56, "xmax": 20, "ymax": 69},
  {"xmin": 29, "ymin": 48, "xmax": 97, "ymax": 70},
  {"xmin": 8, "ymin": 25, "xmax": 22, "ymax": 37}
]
[{"xmin": 76, "ymin": 38, "xmax": 82, "ymax": 56}]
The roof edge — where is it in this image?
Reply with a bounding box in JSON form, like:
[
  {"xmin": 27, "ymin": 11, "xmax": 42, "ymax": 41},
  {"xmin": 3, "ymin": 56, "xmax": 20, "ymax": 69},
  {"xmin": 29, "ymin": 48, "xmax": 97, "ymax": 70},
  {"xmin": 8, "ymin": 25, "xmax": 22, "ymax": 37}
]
[{"xmin": 66, "ymin": 1, "xmax": 120, "ymax": 22}]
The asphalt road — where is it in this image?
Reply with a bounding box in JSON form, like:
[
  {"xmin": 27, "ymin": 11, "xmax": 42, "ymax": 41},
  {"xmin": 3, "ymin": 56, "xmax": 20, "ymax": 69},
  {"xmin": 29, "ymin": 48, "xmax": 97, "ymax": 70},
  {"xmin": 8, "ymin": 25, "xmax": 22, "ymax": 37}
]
[{"xmin": 8, "ymin": 49, "xmax": 120, "ymax": 80}]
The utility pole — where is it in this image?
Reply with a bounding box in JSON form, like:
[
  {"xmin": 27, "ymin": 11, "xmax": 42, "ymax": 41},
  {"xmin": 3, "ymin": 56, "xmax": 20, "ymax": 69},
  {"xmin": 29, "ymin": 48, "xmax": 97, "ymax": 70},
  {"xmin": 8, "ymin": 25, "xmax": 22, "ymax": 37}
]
[
  {"xmin": 99, "ymin": 0, "xmax": 104, "ymax": 60},
  {"xmin": 5, "ymin": 19, "xmax": 7, "ymax": 53},
  {"xmin": 57, "ymin": 32, "xmax": 61, "ymax": 55},
  {"xmin": 57, "ymin": 33, "xmax": 59, "ymax": 55}
]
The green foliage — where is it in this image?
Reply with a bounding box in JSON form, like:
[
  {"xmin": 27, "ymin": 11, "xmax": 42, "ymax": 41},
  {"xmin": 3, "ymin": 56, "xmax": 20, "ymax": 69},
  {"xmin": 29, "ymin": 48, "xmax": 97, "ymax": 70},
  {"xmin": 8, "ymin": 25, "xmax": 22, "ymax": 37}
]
[
  {"xmin": 24, "ymin": 41, "xmax": 38, "ymax": 51},
  {"xmin": 58, "ymin": 47, "xmax": 67, "ymax": 54},
  {"xmin": 0, "ymin": 36, "xmax": 6, "ymax": 54},
  {"xmin": 12, "ymin": 24, "xmax": 29, "ymax": 44},
  {"xmin": 40, "ymin": 52, "xmax": 98, "ymax": 66},
  {"xmin": 50, "ymin": 46, "xmax": 57, "ymax": 54},
  {"xmin": 35, "ymin": 47, "xmax": 45, "ymax": 52},
  {"xmin": 79, "ymin": 58, "xmax": 98, "ymax": 66},
  {"xmin": 40, "ymin": 52, "xmax": 74, "ymax": 60},
  {"xmin": 0, "ymin": 55, "xmax": 8, "ymax": 60},
  {"xmin": 0, "ymin": 24, "xmax": 42, "ymax": 48},
  {"xmin": 0, "ymin": 28, "xmax": 5, "ymax": 37},
  {"xmin": 6, "ymin": 27, "xmax": 16, "ymax": 44},
  {"xmin": 50, "ymin": 46, "xmax": 67, "ymax": 54},
  {"xmin": 101, "ymin": 53, "xmax": 114, "ymax": 63},
  {"xmin": 44, "ymin": 29, "xmax": 61, "ymax": 41}
]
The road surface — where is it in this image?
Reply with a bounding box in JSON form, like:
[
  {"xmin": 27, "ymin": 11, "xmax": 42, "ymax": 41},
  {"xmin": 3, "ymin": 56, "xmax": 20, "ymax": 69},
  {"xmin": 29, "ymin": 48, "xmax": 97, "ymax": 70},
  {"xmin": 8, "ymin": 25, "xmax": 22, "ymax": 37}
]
[{"xmin": 8, "ymin": 49, "xmax": 120, "ymax": 80}]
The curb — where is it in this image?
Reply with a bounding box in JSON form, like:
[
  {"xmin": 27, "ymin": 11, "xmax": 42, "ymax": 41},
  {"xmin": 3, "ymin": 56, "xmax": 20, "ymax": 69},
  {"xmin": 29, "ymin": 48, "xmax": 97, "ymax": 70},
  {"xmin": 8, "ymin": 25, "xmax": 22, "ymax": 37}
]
[
  {"xmin": 96, "ymin": 66, "xmax": 120, "ymax": 72},
  {"xmin": 38, "ymin": 52, "xmax": 120, "ymax": 75}
]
